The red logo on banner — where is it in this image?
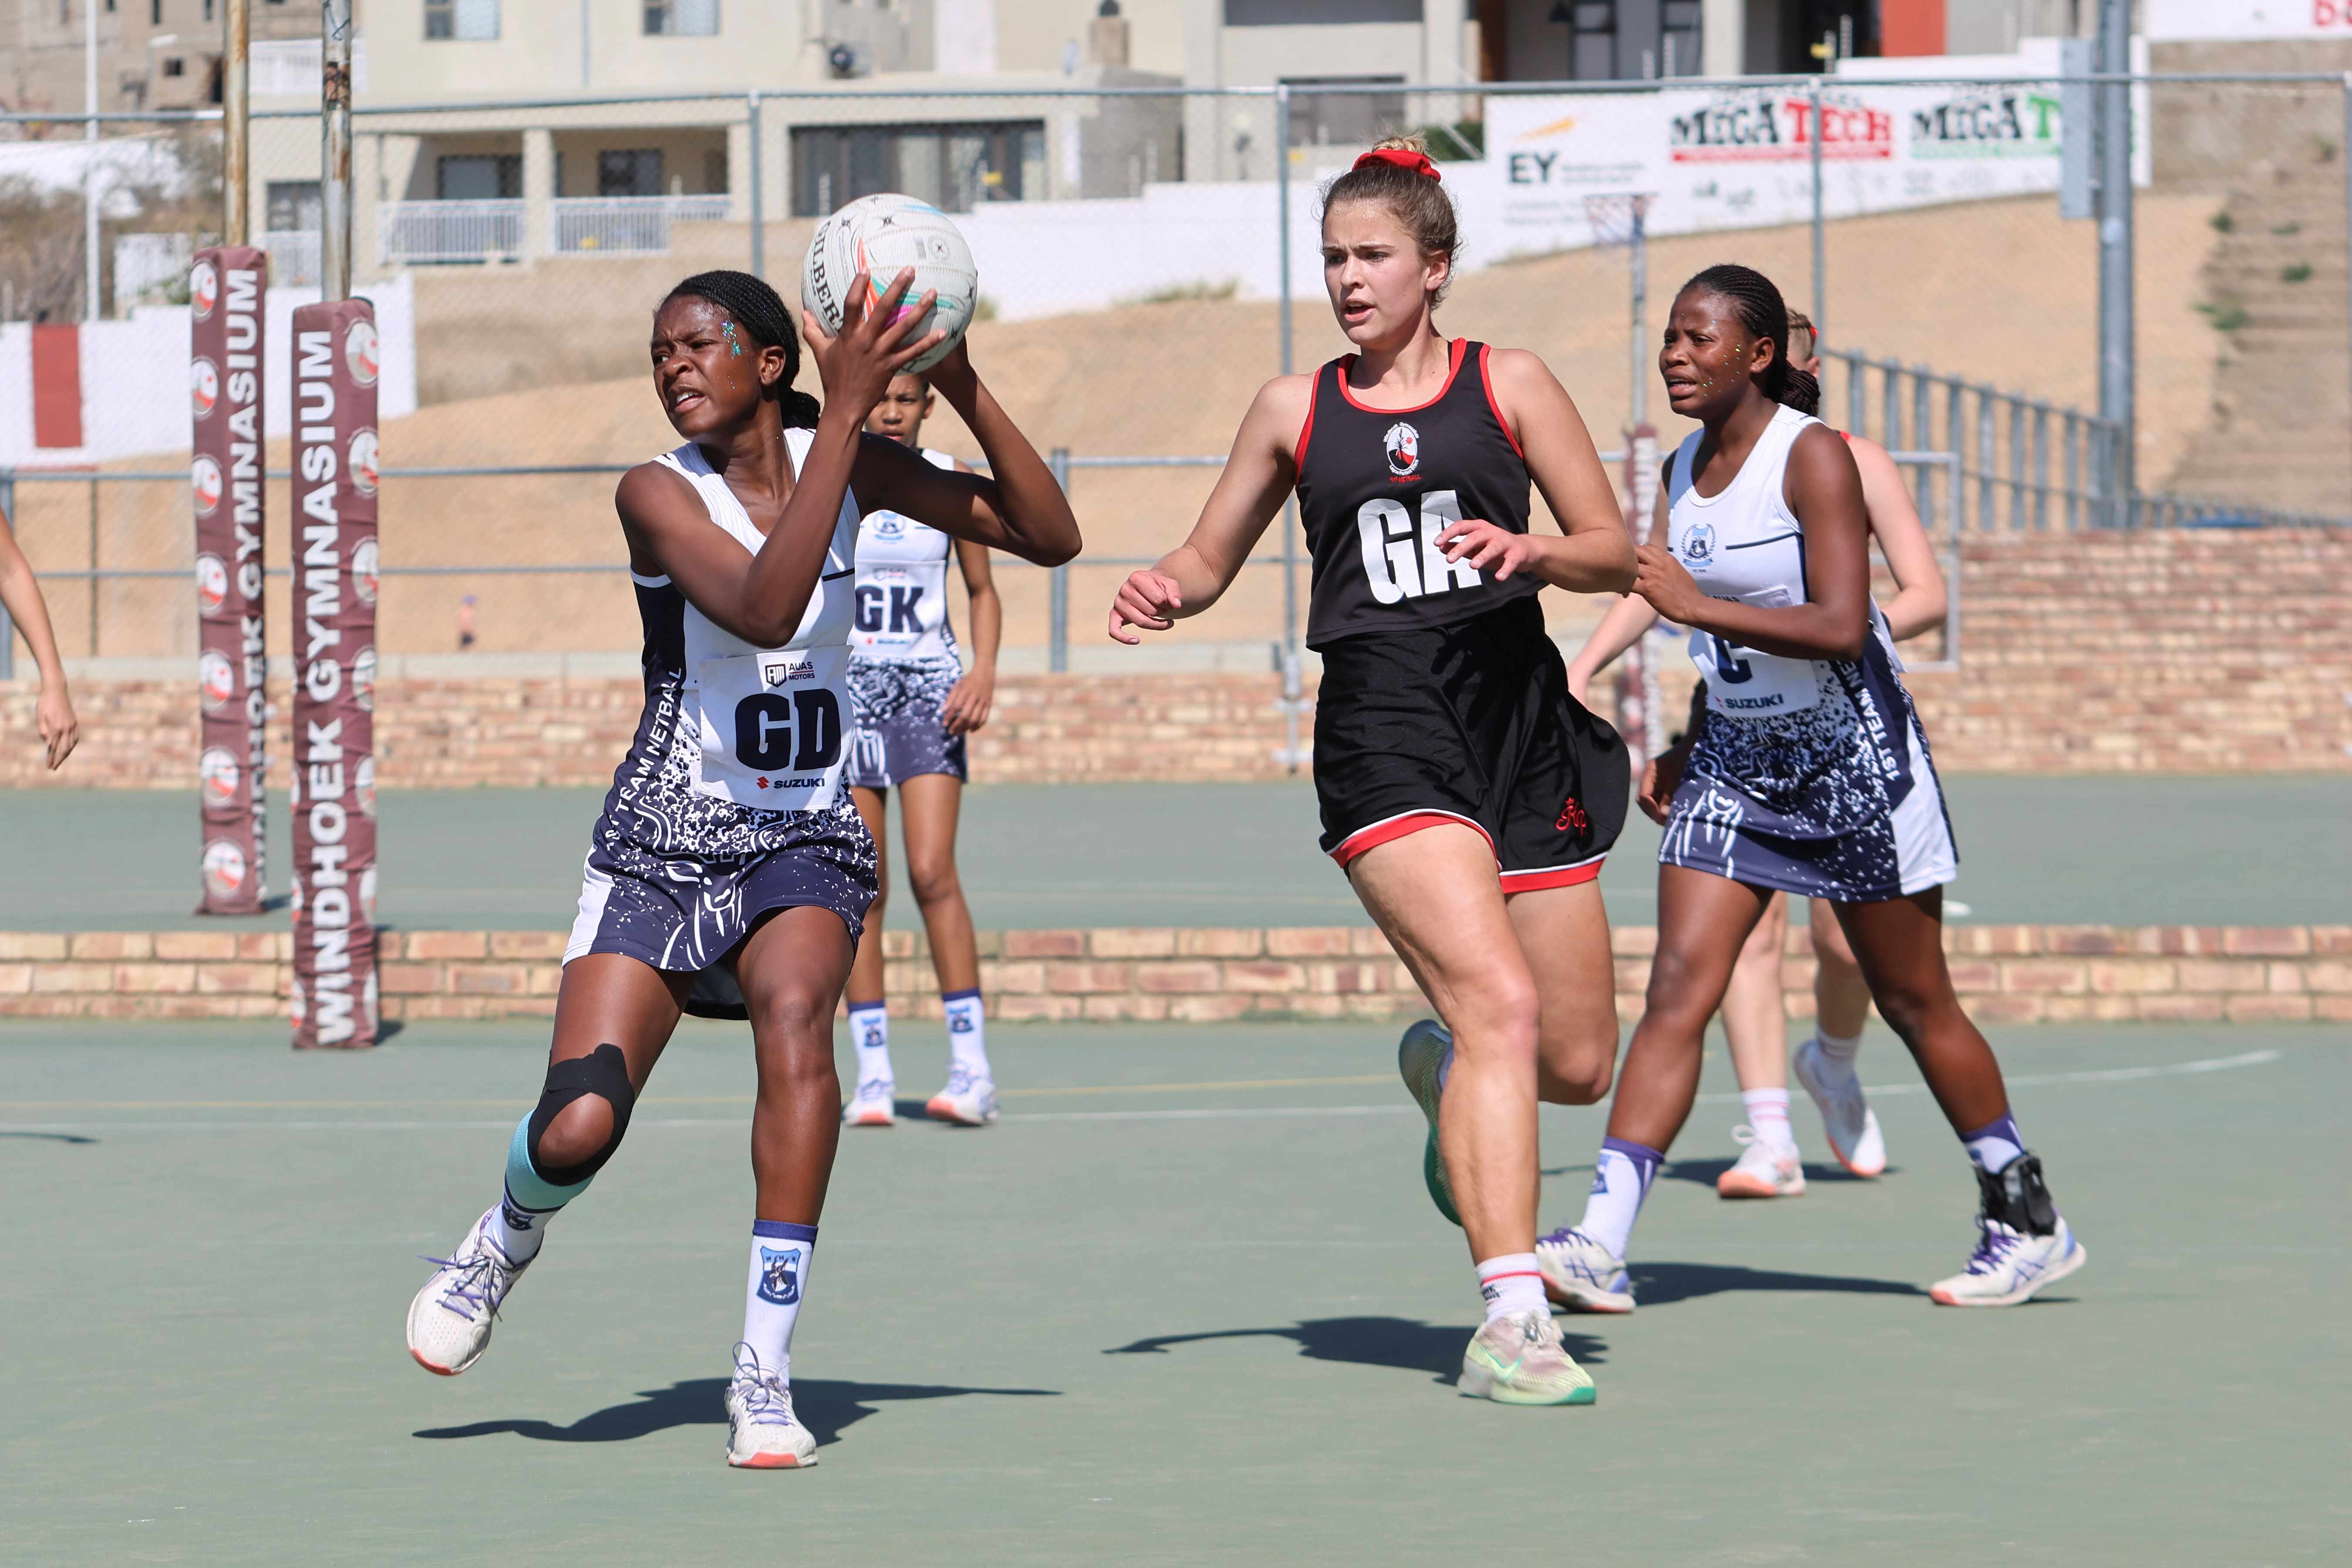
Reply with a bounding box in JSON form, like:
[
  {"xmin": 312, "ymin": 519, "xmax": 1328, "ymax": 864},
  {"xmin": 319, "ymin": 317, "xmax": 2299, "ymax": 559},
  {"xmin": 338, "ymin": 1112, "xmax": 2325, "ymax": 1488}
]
[
  {"xmin": 201, "ymin": 839, "xmax": 249, "ymax": 901},
  {"xmin": 198, "ymin": 650, "xmax": 235, "ymax": 710},
  {"xmin": 191, "ymin": 357, "xmax": 220, "ymax": 419},
  {"xmin": 196, "ymin": 553, "xmax": 228, "ymax": 615},
  {"xmin": 345, "ymin": 320, "xmax": 380, "ymax": 385},
  {"xmin": 351, "ymin": 537, "xmax": 379, "ymax": 606},
  {"xmin": 191, "ymin": 260, "xmax": 219, "ymax": 318},
  {"xmin": 199, "ymin": 747, "xmax": 241, "ymax": 809},
  {"xmin": 192, "ymin": 454, "xmax": 224, "ymax": 515},
  {"xmin": 352, "ymin": 646, "xmax": 378, "ymax": 712},
  {"xmin": 349, "ymin": 428, "xmax": 379, "ymax": 496}
]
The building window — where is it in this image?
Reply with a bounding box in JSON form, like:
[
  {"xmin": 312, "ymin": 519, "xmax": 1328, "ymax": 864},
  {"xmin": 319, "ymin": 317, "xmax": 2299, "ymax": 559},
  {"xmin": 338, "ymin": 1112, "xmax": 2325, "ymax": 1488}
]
[
  {"xmin": 643, "ymin": 0, "xmax": 717, "ymax": 36},
  {"xmin": 1281, "ymin": 76, "xmax": 1407, "ymax": 150},
  {"xmin": 425, "ymin": 0, "xmax": 499, "ymax": 41},
  {"xmin": 792, "ymin": 121, "xmax": 1044, "ymax": 217},
  {"xmin": 267, "ymin": 181, "xmax": 321, "ymax": 231},
  {"xmin": 597, "ymin": 149, "xmax": 665, "ymax": 197},
  {"xmin": 150, "ymin": 0, "xmax": 159, "ymax": 23},
  {"xmin": 436, "ymin": 154, "xmax": 522, "ymax": 201},
  {"xmin": 1662, "ymin": 0, "xmax": 1701, "ymax": 75},
  {"xmin": 162, "ymin": 57, "xmax": 185, "ymax": 77}
]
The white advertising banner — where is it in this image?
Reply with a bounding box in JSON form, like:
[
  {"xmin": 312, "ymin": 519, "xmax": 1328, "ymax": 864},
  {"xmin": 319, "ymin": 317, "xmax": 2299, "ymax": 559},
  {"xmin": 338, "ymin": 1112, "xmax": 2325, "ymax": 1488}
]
[{"xmin": 2147, "ymin": 0, "xmax": 2352, "ymax": 40}]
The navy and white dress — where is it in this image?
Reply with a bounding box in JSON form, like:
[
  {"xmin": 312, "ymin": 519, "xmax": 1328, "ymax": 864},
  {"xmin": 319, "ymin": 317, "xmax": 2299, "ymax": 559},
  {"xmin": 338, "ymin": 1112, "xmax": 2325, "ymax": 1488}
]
[
  {"xmin": 1658, "ymin": 403, "xmax": 1957, "ymax": 903},
  {"xmin": 845, "ymin": 445, "xmax": 969, "ymax": 791},
  {"xmin": 565, "ymin": 432, "xmax": 878, "ymax": 1019}
]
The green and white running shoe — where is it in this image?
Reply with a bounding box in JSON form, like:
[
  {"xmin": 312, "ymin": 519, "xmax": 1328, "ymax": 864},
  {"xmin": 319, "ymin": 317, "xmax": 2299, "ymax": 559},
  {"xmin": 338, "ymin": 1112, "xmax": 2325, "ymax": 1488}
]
[
  {"xmin": 1396, "ymin": 1019, "xmax": 1459, "ymax": 1227},
  {"xmin": 1459, "ymin": 1310, "xmax": 1597, "ymax": 1406}
]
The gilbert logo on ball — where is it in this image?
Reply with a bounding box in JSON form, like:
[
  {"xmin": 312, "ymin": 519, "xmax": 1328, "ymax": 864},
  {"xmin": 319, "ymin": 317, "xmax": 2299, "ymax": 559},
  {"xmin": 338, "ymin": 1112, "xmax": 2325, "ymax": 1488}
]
[
  {"xmin": 345, "ymin": 318, "xmax": 380, "ymax": 386},
  {"xmin": 201, "ymin": 839, "xmax": 248, "ymax": 901},
  {"xmin": 191, "ymin": 357, "xmax": 220, "ymax": 420},
  {"xmin": 196, "ymin": 553, "xmax": 229, "ymax": 615},
  {"xmin": 352, "ymin": 646, "xmax": 378, "ymax": 713},
  {"xmin": 1384, "ymin": 421, "xmax": 1421, "ymax": 478},
  {"xmin": 802, "ymin": 193, "xmax": 978, "ymax": 375},
  {"xmin": 349, "ymin": 428, "xmax": 379, "ymax": 496},
  {"xmin": 199, "ymin": 747, "xmax": 241, "ymax": 810},
  {"xmin": 198, "ymin": 650, "xmax": 237, "ymax": 710},
  {"xmin": 350, "ymin": 537, "xmax": 379, "ymax": 606},
  {"xmin": 190, "ymin": 259, "xmax": 218, "ymax": 319},
  {"xmin": 191, "ymin": 455, "xmax": 224, "ymax": 516}
]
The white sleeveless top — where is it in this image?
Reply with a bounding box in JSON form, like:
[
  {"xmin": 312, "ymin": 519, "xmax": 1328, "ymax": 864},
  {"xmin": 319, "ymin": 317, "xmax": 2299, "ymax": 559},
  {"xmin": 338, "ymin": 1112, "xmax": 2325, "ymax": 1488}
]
[
  {"xmin": 656, "ymin": 431, "xmax": 859, "ymax": 813},
  {"xmin": 850, "ymin": 446, "xmax": 959, "ymax": 665},
  {"xmin": 1665, "ymin": 404, "xmax": 1897, "ymax": 719}
]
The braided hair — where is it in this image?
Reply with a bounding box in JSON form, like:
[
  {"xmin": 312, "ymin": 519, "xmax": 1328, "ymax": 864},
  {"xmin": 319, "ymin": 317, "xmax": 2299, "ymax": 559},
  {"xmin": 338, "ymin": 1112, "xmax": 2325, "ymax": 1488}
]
[
  {"xmin": 1320, "ymin": 134, "xmax": 1462, "ymax": 307},
  {"xmin": 660, "ymin": 269, "xmax": 821, "ymax": 427},
  {"xmin": 1677, "ymin": 264, "xmax": 1821, "ymax": 417}
]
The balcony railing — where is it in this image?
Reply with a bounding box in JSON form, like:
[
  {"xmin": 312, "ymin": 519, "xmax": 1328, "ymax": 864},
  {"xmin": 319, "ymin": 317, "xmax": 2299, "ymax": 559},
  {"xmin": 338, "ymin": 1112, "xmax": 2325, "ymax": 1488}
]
[
  {"xmin": 379, "ymin": 199, "xmax": 526, "ymax": 265},
  {"xmin": 259, "ymin": 229, "xmax": 321, "ymax": 287},
  {"xmin": 553, "ymin": 194, "xmax": 734, "ymax": 255}
]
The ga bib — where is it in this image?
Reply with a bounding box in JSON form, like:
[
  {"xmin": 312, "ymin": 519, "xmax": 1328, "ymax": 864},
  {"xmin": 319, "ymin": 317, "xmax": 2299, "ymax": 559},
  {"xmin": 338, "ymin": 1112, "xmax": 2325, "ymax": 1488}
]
[{"xmin": 694, "ymin": 644, "xmax": 851, "ymax": 810}]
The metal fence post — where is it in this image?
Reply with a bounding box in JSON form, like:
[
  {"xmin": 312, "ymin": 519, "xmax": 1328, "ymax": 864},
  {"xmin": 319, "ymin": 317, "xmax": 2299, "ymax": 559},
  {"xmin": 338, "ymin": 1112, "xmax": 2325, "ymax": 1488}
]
[
  {"xmin": 2008, "ymin": 396, "xmax": 2026, "ymax": 531},
  {"xmin": 2344, "ymin": 74, "xmax": 2351, "ymax": 513},
  {"xmin": 0, "ymin": 469, "xmax": 13, "ymax": 680},
  {"xmin": 2096, "ymin": 0, "xmax": 2135, "ymax": 525},
  {"xmin": 1883, "ymin": 362, "xmax": 1902, "ymax": 451},
  {"xmin": 1048, "ymin": 446, "xmax": 1070, "ymax": 673},
  {"xmin": 1276, "ymin": 83, "xmax": 1298, "ymax": 663},
  {"xmin": 2032, "ymin": 405, "xmax": 2050, "ymax": 529},
  {"xmin": 1945, "ymin": 378, "xmax": 1963, "ymax": 531},
  {"xmin": 747, "ymin": 90, "xmax": 764, "ymax": 279},
  {"xmin": 1845, "ymin": 352, "xmax": 1865, "ymax": 437},
  {"xmin": 1809, "ymin": 77, "xmax": 1825, "ymax": 340},
  {"xmin": 2064, "ymin": 412, "xmax": 2081, "ymax": 529},
  {"xmin": 1976, "ymin": 390, "xmax": 1996, "ymax": 533}
]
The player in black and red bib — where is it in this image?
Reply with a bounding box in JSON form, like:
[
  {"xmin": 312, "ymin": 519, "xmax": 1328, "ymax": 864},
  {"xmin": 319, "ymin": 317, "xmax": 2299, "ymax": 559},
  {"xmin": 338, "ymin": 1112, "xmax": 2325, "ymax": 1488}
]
[{"xmin": 1110, "ymin": 136, "xmax": 1636, "ymax": 1407}]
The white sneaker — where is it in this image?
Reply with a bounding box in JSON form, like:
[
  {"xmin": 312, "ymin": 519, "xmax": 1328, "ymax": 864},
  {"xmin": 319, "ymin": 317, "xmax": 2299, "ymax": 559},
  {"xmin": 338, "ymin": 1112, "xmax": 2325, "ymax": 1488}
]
[
  {"xmin": 1535, "ymin": 1226, "xmax": 1636, "ymax": 1314},
  {"xmin": 724, "ymin": 1344, "xmax": 818, "ymax": 1469},
  {"xmin": 1929, "ymin": 1217, "xmax": 2088, "ymax": 1307},
  {"xmin": 925, "ymin": 1063, "xmax": 998, "ymax": 1127},
  {"xmin": 406, "ymin": 1207, "xmax": 530, "ymax": 1376},
  {"xmin": 841, "ymin": 1076, "xmax": 896, "ymax": 1127},
  {"xmin": 1458, "ymin": 1310, "xmax": 1597, "ymax": 1406},
  {"xmin": 1792, "ymin": 1036, "xmax": 1887, "ymax": 1178},
  {"xmin": 1929, "ymin": 1155, "xmax": 2087, "ymax": 1307},
  {"xmin": 1716, "ymin": 1126, "xmax": 1807, "ymax": 1199}
]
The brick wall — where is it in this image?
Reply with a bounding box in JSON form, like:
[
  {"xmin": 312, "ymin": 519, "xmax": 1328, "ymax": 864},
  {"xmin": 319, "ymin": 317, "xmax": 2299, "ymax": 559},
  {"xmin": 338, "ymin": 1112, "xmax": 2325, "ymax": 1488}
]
[
  {"xmin": 7, "ymin": 530, "xmax": 2348, "ymax": 786},
  {"xmin": 4, "ymin": 924, "xmax": 2344, "ymax": 1026}
]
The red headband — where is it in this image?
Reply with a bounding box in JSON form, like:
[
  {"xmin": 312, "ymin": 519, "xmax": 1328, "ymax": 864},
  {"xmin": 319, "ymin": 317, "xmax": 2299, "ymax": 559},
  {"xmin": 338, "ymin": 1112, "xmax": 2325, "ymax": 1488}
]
[{"xmin": 1353, "ymin": 147, "xmax": 1441, "ymax": 183}]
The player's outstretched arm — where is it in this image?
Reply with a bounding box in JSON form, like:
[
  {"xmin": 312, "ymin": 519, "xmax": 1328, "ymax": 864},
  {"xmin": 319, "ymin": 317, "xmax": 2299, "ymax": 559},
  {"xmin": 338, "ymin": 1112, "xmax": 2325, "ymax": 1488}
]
[
  {"xmin": 856, "ymin": 339, "xmax": 1081, "ymax": 570},
  {"xmin": 1433, "ymin": 348, "xmax": 1636, "ymax": 596},
  {"xmin": 1109, "ymin": 374, "xmax": 1307, "ymax": 644},
  {"xmin": 0, "ymin": 499, "xmax": 77, "ymax": 768},
  {"xmin": 1564, "ymin": 591, "xmax": 1662, "ymax": 709},
  {"xmin": 1847, "ymin": 433, "xmax": 1947, "ymax": 642}
]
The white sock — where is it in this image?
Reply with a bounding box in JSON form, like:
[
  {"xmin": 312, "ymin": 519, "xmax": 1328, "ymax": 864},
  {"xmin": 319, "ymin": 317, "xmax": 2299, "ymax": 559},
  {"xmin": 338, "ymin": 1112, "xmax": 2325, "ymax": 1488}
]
[
  {"xmin": 1812, "ymin": 1028, "xmax": 1863, "ymax": 1079},
  {"xmin": 848, "ymin": 1002, "xmax": 891, "ymax": 1087},
  {"xmin": 742, "ymin": 1222, "xmax": 816, "ymax": 1381},
  {"xmin": 490, "ymin": 1188, "xmax": 549, "ymax": 1264},
  {"xmin": 1742, "ymin": 1088, "xmax": 1796, "ymax": 1155},
  {"xmin": 942, "ymin": 988, "xmax": 990, "ymax": 1079},
  {"xmin": 1578, "ymin": 1139, "xmax": 1662, "ymax": 1259},
  {"xmin": 1475, "ymin": 1253, "xmax": 1548, "ymax": 1323}
]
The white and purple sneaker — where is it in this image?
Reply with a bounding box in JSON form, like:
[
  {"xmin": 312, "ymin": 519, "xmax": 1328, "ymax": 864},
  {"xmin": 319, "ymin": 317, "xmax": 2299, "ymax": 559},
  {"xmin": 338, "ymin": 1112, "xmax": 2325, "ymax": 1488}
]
[
  {"xmin": 406, "ymin": 1207, "xmax": 530, "ymax": 1376},
  {"xmin": 1536, "ymin": 1226, "xmax": 1635, "ymax": 1314},
  {"xmin": 1929, "ymin": 1155, "xmax": 2087, "ymax": 1307},
  {"xmin": 842, "ymin": 1076, "xmax": 896, "ymax": 1127}
]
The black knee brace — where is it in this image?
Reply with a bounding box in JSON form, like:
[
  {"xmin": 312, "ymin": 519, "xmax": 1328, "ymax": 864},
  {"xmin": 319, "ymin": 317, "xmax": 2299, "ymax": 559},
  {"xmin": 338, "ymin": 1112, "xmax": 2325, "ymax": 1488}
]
[{"xmin": 526, "ymin": 1043, "xmax": 637, "ymax": 1186}]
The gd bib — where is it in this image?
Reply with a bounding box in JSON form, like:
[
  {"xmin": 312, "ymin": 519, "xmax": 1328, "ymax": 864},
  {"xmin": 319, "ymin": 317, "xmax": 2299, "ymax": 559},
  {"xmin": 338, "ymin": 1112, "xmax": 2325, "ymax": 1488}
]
[{"xmin": 694, "ymin": 644, "xmax": 851, "ymax": 810}]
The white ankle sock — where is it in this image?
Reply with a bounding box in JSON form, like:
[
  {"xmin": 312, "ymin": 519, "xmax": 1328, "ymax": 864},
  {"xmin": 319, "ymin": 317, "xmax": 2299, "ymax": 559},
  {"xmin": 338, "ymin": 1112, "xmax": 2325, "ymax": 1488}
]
[
  {"xmin": 1578, "ymin": 1139, "xmax": 1662, "ymax": 1259},
  {"xmin": 1742, "ymin": 1088, "xmax": 1796, "ymax": 1154},
  {"xmin": 1475, "ymin": 1253, "xmax": 1548, "ymax": 1323},
  {"xmin": 942, "ymin": 989, "xmax": 989, "ymax": 1079},
  {"xmin": 848, "ymin": 1002, "xmax": 891, "ymax": 1087},
  {"xmin": 490, "ymin": 1189, "xmax": 549, "ymax": 1264},
  {"xmin": 1812, "ymin": 1028, "xmax": 1863, "ymax": 1075},
  {"xmin": 742, "ymin": 1222, "xmax": 816, "ymax": 1381}
]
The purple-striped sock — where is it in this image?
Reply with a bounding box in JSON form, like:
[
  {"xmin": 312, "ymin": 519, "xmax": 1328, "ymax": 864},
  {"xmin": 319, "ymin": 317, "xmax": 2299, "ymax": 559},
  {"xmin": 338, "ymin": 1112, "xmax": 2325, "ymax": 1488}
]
[
  {"xmin": 1960, "ymin": 1110, "xmax": 2024, "ymax": 1175},
  {"xmin": 1578, "ymin": 1136, "xmax": 1665, "ymax": 1257}
]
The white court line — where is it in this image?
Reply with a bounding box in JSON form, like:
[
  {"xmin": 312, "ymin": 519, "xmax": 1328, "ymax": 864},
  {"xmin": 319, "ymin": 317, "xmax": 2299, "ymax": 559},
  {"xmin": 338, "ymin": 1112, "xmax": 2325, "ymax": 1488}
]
[{"xmin": 0, "ymin": 1049, "xmax": 2285, "ymax": 1134}]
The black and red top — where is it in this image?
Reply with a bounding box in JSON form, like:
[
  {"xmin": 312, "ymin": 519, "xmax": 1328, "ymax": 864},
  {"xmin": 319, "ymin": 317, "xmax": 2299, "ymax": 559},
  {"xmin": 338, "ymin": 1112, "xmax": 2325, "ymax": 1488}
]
[{"xmin": 1293, "ymin": 338, "xmax": 1538, "ymax": 649}]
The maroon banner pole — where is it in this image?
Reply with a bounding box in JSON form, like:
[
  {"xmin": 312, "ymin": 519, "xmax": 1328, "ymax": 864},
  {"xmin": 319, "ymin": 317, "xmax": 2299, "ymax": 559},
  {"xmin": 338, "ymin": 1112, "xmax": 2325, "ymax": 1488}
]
[
  {"xmin": 192, "ymin": 247, "xmax": 268, "ymax": 915},
  {"xmin": 288, "ymin": 299, "xmax": 380, "ymax": 1049}
]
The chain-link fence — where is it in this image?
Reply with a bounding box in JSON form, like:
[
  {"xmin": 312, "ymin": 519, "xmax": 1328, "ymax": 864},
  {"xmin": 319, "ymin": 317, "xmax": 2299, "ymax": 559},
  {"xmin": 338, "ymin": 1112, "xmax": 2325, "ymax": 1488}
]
[{"xmin": 3, "ymin": 72, "xmax": 2346, "ymax": 673}]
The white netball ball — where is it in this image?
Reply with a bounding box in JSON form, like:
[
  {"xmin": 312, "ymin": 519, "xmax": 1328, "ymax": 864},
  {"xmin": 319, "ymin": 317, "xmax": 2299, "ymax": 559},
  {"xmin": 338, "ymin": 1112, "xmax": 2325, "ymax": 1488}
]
[{"xmin": 801, "ymin": 193, "xmax": 978, "ymax": 375}]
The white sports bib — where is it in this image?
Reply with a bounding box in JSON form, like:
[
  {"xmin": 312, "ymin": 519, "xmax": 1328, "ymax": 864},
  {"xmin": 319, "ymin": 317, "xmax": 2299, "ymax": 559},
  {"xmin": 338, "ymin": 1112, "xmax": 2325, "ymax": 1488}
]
[
  {"xmin": 851, "ymin": 446, "xmax": 958, "ymax": 663},
  {"xmin": 1667, "ymin": 406, "xmax": 1829, "ymax": 719}
]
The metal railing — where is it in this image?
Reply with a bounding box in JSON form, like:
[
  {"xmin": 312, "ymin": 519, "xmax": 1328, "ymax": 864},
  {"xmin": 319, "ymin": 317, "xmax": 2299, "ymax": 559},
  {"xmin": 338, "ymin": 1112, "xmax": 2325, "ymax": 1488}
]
[
  {"xmin": 258, "ymin": 228, "xmax": 322, "ymax": 286},
  {"xmin": 554, "ymin": 195, "xmax": 734, "ymax": 255},
  {"xmin": 379, "ymin": 199, "xmax": 526, "ymax": 265}
]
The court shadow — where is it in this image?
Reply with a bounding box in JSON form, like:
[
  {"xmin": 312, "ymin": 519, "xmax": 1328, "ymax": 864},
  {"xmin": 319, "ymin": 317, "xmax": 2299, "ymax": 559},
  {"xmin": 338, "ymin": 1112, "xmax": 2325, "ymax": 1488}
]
[
  {"xmin": 1632, "ymin": 1261, "xmax": 1923, "ymax": 1304},
  {"xmin": 0, "ymin": 1130, "xmax": 97, "ymax": 1145},
  {"xmin": 1658, "ymin": 1157, "xmax": 1890, "ymax": 1188},
  {"xmin": 1104, "ymin": 1315, "xmax": 1608, "ymax": 1386},
  {"xmin": 414, "ymin": 1375, "xmax": 1058, "ymax": 1449}
]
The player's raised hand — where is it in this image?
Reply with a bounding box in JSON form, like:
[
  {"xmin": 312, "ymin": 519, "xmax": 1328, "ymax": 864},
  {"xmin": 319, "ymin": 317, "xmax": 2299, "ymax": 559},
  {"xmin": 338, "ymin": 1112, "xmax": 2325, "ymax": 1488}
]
[
  {"xmin": 1109, "ymin": 569, "xmax": 1183, "ymax": 644},
  {"xmin": 801, "ymin": 268, "xmax": 945, "ymax": 420},
  {"xmin": 1434, "ymin": 517, "xmax": 1534, "ymax": 581}
]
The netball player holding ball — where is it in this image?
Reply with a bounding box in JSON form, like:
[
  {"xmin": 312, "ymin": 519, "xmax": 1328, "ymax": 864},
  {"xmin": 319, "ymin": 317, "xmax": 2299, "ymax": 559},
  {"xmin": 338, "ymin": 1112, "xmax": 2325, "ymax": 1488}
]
[
  {"xmin": 1111, "ymin": 138, "xmax": 1635, "ymax": 1406},
  {"xmin": 403, "ymin": 254, "xmax": 1078, "ymax": 1470},
  {"xmin": 1537, "ymin": 265, "xmax": 2084, "ymax": 1319}
]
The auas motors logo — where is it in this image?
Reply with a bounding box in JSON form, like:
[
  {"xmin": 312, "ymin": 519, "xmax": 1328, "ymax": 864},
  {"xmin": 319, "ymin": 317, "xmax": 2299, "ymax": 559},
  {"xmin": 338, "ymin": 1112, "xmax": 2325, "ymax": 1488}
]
[{"xmin": 1383, "ymin": 421, "xmax": 1420, "ymax": 479}]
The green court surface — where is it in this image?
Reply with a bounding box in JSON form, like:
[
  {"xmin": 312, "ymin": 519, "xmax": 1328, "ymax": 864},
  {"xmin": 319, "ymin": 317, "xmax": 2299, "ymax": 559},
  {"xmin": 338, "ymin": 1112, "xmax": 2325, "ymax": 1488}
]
[
  {"xmin": 2, "ymin": 1019, "xmax": 2342, "ymax": 1566},
  {"xmin": 7, "ymin": 774, "xmax": 2348, "ymax": 932}
]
